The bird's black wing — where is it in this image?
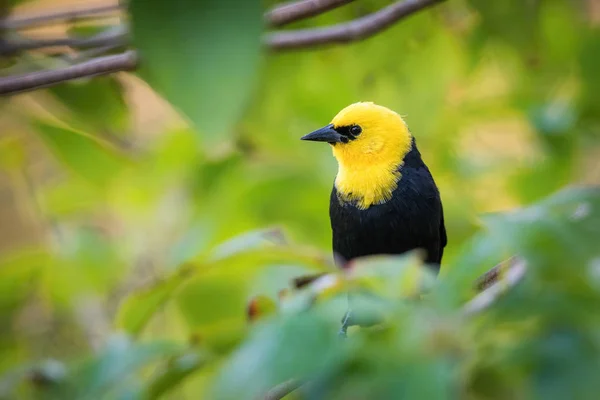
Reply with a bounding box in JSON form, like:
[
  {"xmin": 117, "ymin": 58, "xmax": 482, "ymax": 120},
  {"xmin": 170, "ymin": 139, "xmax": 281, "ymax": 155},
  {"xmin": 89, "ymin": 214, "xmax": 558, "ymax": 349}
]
[{"xmin": 438, "ymin": 201, "xmax": 447, "ymax": 264}]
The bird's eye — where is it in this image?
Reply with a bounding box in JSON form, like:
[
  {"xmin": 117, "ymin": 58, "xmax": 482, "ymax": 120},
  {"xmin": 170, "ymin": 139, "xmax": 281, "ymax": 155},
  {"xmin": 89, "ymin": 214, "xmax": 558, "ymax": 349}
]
[{"xmin": 350, "ymin": 125, "xmax": 362, "ymax": 136}]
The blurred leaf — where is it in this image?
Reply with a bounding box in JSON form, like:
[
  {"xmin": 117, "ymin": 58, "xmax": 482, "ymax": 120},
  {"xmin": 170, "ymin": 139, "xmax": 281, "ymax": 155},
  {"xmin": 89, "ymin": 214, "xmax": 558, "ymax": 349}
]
[
  {"xmin": 32, "ymin": 122, "xmax": 128, "ymax": 186},
  {"xmin": 467, "ymin": 0, "xmax": 540, "ymax": 59},
  {"xmin": 117, "ymin": 229, "xmax": 326, "ymax": 338},
  {"xmin": 66, "ymin": 24, "xmax": 118, "ymax": 39},
  {"xmin": 48, "ymin": 76, "xmax": 129, "ymax": 134},
  {"xmin": 247, "ymin": 295, "xmax": 277, "ymax": 322},
  {"xmin": 435, "ymin": 229, "xmax": 508, "ymax": 309},
  {"xmin": 167, "ymin": 223, "xmax": 213, "ymax": 269},
  {"xmin": 0, "ymin": 135, "xmax": 25, "ymax": 171},
  {"xmin": 249, "ymin": 263, "xmax": 317, "ymax": 300},
  {"xmin": 0, "ymin": 359, "xmax": 67, "ymax": 399},
  {"xmin": 578, "ymin": 30, "xmax": 600, "ymax": 129},
  {"xmin": 175, "ymin": 273, "xmax": 248, "ymax": 353},
  {"xmin": 210, "ymin": 301, "xmax": 345, "ymax": 400},
  {"xmin": 38, "ymin": 227, "xmax": 125, "ymax": 306},
  {"xmin": 483, "ymin": 186, "xmax": 600, "ymax": 271},
  {"xmin": 509, "ymin": 158, "xmax": 573, "ymax": 204},
  {"xmin": 115, "ymin": 272, "xmax": 188, "ymax": 336},
  {"xmin": 6, "ymin": 0, "xmax": 34, "ymax": 7},
  {"xmin": 144, "ymin": 351, "xmax": 207, "ymax": 400},
  {"xmin": 348, "ymin": 252, "xmax": 436, "ymax": 299},
  {"xmin": 129, "ymin": 0, "xmax": 263, "ymax": 144},
  {"xmin": 45, "ymin": 334, "xmax": 180, "ymax": 400},
  {"xmin": 529, "ymin": 328, "xmax": 600, "ymax": 400},
  {"xmin": 0, "ymin": 248, "xmax": 47, "ymax": 313},
  {"xmin": 207, "ymin": 227, "xmax": 287, "ymax": 262}
]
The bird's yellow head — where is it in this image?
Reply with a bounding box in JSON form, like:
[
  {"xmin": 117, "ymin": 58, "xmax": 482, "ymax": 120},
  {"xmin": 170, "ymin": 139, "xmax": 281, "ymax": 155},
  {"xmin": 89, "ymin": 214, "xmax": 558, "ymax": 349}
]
[{"xmin": 301, "ymin": 102, "xmax": 413, "ymax": 209}]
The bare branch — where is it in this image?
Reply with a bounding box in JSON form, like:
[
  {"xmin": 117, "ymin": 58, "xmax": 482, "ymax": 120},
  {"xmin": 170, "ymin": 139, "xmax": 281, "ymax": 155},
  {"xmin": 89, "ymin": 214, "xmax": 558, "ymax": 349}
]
[
  {"xmin": 266, "ymin": 0, "xmax": 356, "ymax": 27},
  {"xmin": 0, "ymin": 0, "xmax": 446, "ymax": 94},
  {"xmin": 265, "ymin": 0, "xmax": 446, "ymax": 50},
  {"xmin": 0, "ymin": 3, "xmax": 121, "ymax": 31},
  {"xmin": 1, "ymin": 27, "xmax": 127, "ymax": 56},
  {"xmin": 0, "ymin": 51, "xmax": 137, "ymax": 95},
  {"xmin": 474, "ymin": 255, "xmax": 518, "ymax": 291},
  {"xmin": 263, "ymin": 379, "xmax": 303, "ymax": 400}
]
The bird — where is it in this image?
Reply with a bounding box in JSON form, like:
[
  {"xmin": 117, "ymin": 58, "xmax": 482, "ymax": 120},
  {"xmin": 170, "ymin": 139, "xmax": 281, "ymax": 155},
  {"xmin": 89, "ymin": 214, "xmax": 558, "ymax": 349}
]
[{"xmin": 300, "ymin": 101, "xmax": 446, "ymax": 274}]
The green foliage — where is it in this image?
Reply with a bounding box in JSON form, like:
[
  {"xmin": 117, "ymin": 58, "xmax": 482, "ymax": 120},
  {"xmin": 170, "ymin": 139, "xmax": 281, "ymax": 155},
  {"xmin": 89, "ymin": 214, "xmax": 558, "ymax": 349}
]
[
  {"xmin": 129, "ymin": 0, "xmax": 264, "ymax": 145},
  {"xmin": 2, "ymin": 0, "xmax": 600, "ymax": 399},
  {"xmin": 48, "ymin": 77, "xmax": 130, "ymax": 135}
]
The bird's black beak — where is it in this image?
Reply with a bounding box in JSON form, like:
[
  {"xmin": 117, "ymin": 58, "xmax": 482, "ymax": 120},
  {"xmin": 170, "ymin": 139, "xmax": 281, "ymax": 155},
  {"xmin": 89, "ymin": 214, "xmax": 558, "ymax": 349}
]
[{"xmin": 300, "ymin": 124, "xmax": 349, "ymax": 144}]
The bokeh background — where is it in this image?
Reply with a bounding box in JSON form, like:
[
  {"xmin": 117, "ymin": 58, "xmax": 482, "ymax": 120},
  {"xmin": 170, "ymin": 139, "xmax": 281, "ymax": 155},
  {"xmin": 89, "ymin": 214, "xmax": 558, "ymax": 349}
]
[{"xmin": 1, "ymin": 0, "xmax": 600, "ymax": 399}]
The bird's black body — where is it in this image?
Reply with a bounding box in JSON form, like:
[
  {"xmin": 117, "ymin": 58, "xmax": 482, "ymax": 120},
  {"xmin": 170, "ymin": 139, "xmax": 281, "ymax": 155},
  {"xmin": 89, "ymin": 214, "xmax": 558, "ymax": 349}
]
[{"xmin": 329, "ymin": 137, "xmax": 446, "ymax": 273}]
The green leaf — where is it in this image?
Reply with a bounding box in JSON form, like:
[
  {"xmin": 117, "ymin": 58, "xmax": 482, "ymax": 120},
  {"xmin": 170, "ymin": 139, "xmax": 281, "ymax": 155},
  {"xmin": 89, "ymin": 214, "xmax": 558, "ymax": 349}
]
[
  {"xmin": 0, "ymin": 247, "xmax": 47, "ymax": 312},
  {"xmin": 129, "ymin": 0, "xmax": 263, "ymax": 144},
  {"xmin": 175, "ymin": 272, "xmax": 248, "ymax": 353},
  {"xmin": 207, "ymin": 227, "xmax": 288, "ymax": 262},
  {"xmin": 144, "ymin": 351, "xmax": 208, "ymax": 399},
  {"xmin": 32, "ymin": 121, "xmax": 128, "ymax": 186},
  {"xmin": 48, "ymin": 76, "xmax": 129, "ymax": 134},
  {"xmin": 483, "ymin": 187, "xmax": 600, "ymax": 272},
  {"xmin": 348, "ymin": 252, "xmax": 436, "ymax": 299},
  {"xmin": 44, "ymin": 335, "xmax": 180, "ymax": 400},
  {"xmin": 42, "ymin": 227, "xmax": 125, "ymax": 305},
  {"xmin": 0, "ymin": 359, "xmax": 67, "ymax": 399},
  {"xmin": 211, "ymin": 301, "xmax": 345, "ymax": 400},
  {"xmin": 115, "ymin": 271, "xmax": 189, "ymax": 336},
  {"xmin": 116, "ymin": 229, "xmax": 325, "ymax": 338},
  {"xmin": 0, "ymin": 135, "xmax": 25, "ymax": 171},
  {"xmin": 467, "ymin": 0, "xmax": 540, "ymax": 58}
]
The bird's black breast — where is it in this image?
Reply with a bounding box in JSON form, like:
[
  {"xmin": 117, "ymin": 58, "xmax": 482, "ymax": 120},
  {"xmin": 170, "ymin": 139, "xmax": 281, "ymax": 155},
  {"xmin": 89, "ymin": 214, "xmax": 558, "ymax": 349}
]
[{"xmin": 329, "ymin": 138, "xmax": 446, "ymax": 273}]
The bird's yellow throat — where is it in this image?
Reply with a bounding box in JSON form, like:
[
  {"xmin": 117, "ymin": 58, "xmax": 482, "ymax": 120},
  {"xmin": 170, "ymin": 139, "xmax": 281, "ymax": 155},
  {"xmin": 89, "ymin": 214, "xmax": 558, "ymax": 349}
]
[{"xmin": 330, "ymin": 102, "xmax": 413, "ymax": 209}]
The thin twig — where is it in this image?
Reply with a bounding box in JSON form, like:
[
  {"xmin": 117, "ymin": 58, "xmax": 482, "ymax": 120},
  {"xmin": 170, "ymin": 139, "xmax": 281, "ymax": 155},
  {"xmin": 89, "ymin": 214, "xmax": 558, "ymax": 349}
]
[
  {"xmin": 67, "ymin": 43, "xmax": 124, "ymax": 63},
  {"xmin": 0, "ymin": 3, "xmax": 121, "ymax": 31},
  {"xmin": 0, "ymin": 51, "xmax": 137, "ymax": 95},
  {"xmin": 266, "ymin": 0, "xmax": 356, "ymax": 27},
  {"xmin": 263, "ymin": 379, "xmax": 303, "ymax": 400},
  {"xmin": 0, "ymin": 0, "xmax": 446, "ymax": 94},
  {"xmin": 1, "ymin": 27, "xmax": 127, "ymax": 56},
  {"xmin": 462, "ymin": 258, "xmax": 527, "ymax": 317},
  {"xmin": 474, "ymin": 255, "xmax": 518, "ymax": 291},
  {"xmin": 265, "ymin": 0, "xmax": 446, "ymax": 50}
]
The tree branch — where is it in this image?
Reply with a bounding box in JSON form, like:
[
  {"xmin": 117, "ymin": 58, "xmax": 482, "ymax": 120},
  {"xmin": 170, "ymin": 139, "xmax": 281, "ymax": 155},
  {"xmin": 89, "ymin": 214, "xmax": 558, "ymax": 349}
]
[
  {"xmin": 462, "ymin": 257, "xmax": 527, "ymax": 317},
  {"xmin": 0, "ymin": 3, "xmax": 121, "ymax": 31},
  {"xmin": 0, "ymin": 27, "xmax": 127, "ymax": 56},
  {"xmin": 0, "ymin": 0, "xmax": 446, "ymax": 95},
  {"xmin": 266, "ymin": 0, "xmax": 356, "ymax": 27},
  {"xmin": 0, "ymin": 51, "xmax": 137, "ymax": 95},
  {"xmin": 265, "ymin": 0, "xmax": 446, "ymax": 50},
  {"xmin": 474, "ymin": 255, "xmax": 518, "ymax": 291}
]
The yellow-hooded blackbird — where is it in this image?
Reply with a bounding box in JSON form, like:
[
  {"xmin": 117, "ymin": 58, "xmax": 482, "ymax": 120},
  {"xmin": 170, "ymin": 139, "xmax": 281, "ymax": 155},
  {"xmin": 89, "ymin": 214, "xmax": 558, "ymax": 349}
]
[{"xmin": 301, "ymin": 102, "xmax": 446, "ymax": 274}]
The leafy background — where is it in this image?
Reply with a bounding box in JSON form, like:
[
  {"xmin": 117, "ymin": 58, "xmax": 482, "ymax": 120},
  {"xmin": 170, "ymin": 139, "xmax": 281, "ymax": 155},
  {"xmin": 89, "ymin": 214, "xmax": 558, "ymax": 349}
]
[{"xmin": 1, "ymin": 0, "xmax": 600, "ymax": 399}]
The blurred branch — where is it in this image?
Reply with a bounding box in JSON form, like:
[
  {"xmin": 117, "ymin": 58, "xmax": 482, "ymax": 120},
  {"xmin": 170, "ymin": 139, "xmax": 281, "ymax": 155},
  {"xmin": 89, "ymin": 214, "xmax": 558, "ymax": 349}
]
[
  {"xmin": 265, "ymin": 0, "xmax": 446, "ymax": 50},
  {"xmin": 462, "ymin": 257, "xmax": 527, "ymax": 317},
  {"xmin": 0, "ymin": 3, "xmax": 121, "ymax": 31},
  {"xmin": 0, "ymin": 51, "xmax": 136, "ymax": 95},
  {"xmin": 266, "ymin": 0, "xmax": 356, "ymax": 27},
  {"xmin": 474, "ymin": 255, "xmax": 518, "ymax": 291},
  {"xmin": 263, "ymin": 379, "xmax": 303, "ymax": 400},
  {"xmin": 0, "ymin": 0, "xmax": 445, "ymax": 94},
  {"xmin": 1, "ymin": 26, "xmax": 127, "ymax": 56}
]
